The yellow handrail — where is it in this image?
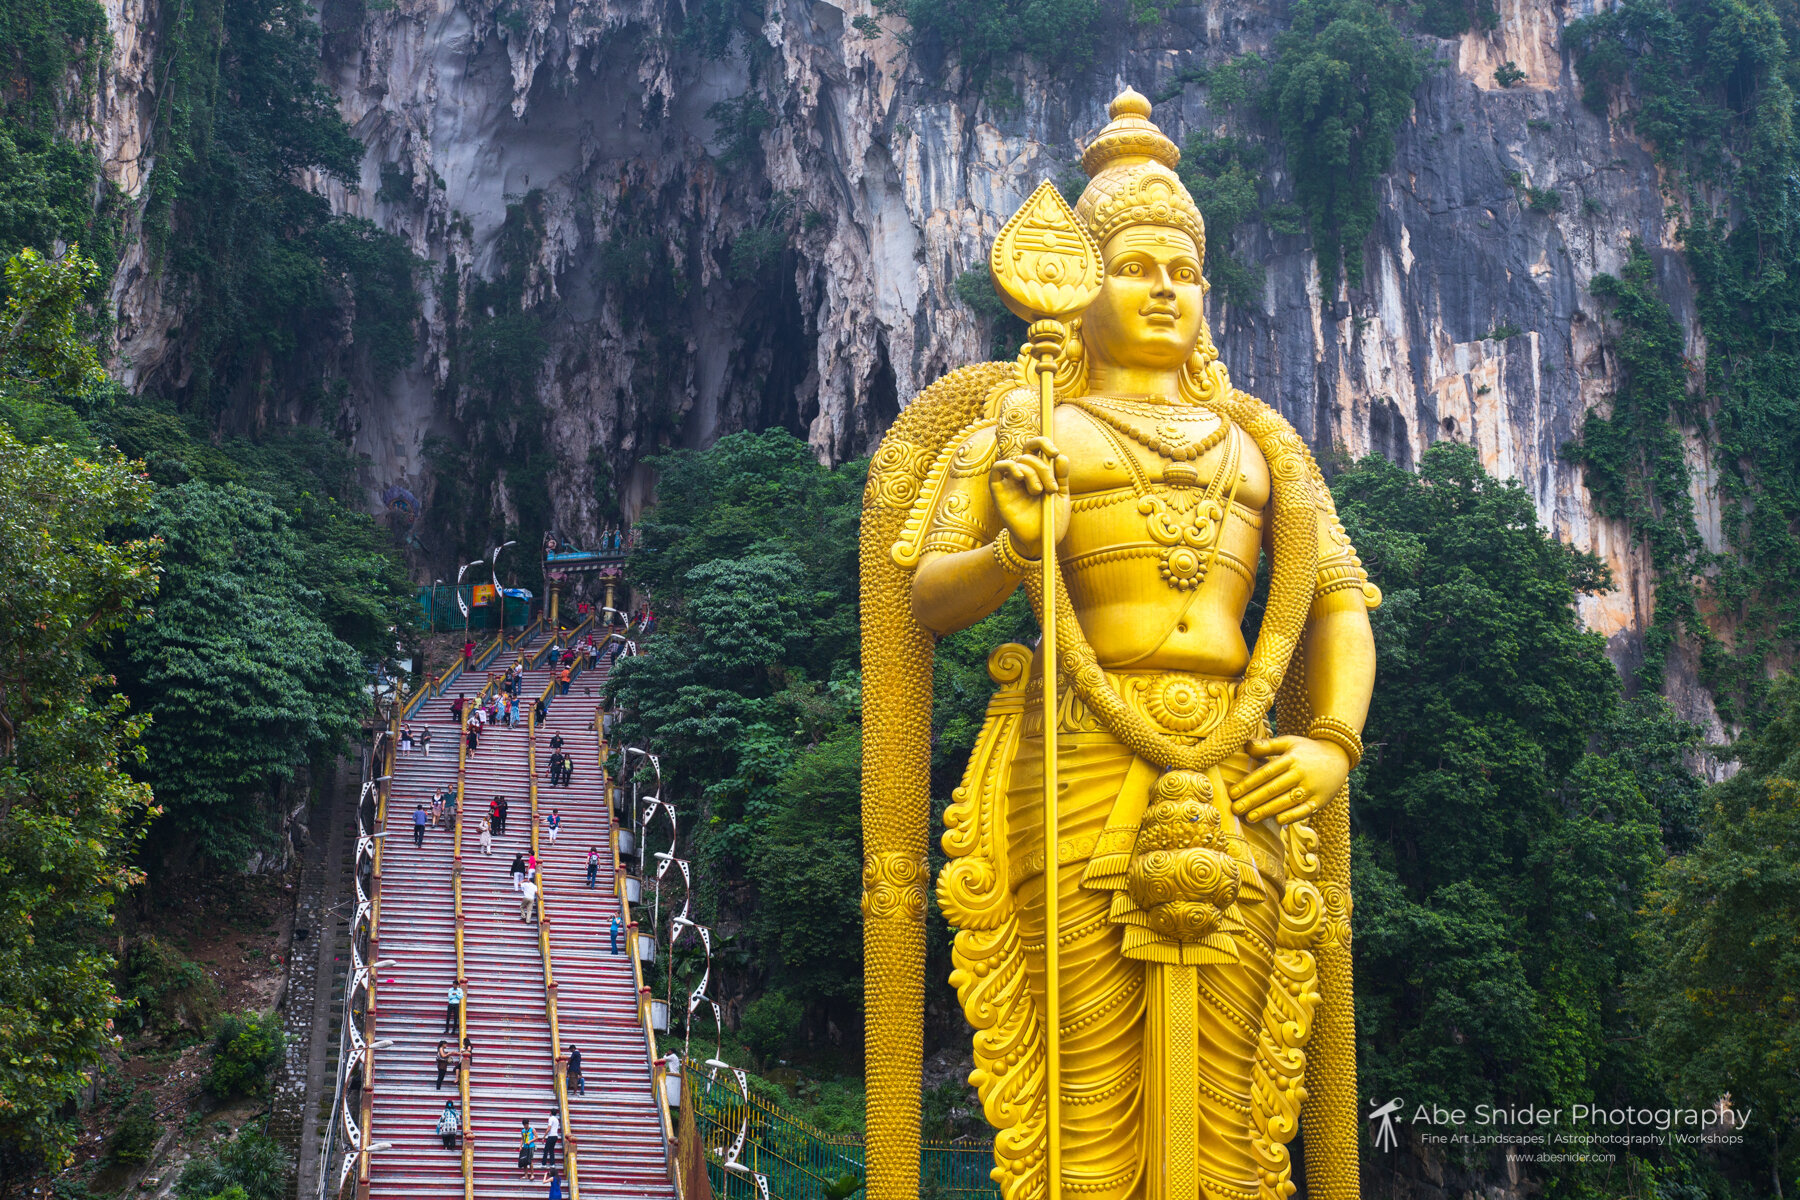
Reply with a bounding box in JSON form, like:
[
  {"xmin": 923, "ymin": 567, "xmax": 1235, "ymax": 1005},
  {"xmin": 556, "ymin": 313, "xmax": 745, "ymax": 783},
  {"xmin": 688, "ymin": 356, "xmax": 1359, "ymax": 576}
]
[
  {"xmin": 527, "ymin": 709, "xmax": 581, "ymax": 1200},
  {"xmin": 453, "ymin": 723, "xmax": 474, "ymax": 1199},
  {"xmin": 599, "ymin": 713, "xmax": 681, "ymax": 1186}
]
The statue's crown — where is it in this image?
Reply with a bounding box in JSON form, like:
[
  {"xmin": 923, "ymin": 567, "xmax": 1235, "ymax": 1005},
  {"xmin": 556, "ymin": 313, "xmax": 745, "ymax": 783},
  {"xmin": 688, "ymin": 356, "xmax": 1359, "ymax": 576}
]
[{"xmin": 1075, "ymin": 88, "xmax": 1206, "ymax": 256}]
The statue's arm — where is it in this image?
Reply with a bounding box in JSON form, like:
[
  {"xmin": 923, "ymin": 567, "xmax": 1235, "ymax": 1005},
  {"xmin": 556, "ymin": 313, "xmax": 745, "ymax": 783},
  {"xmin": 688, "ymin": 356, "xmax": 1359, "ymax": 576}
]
[
  {"xmin": 913, "ymin": 544, "xmax": 1021, "ymax": 636},
  {"xmin": 910, "ymin": 446, "xmax": 1016, "ymax": 635},
  {"xmin": 910, "ymin": 424, "xmax": 1069, "ymax": 635},
  {"xmin": 1302, "ymin": 586, "xmax": 1375, "ymax": 734},
  {"xmin": 1231, "ymin": 505, "xmax": 1377, "ymax": 823}
]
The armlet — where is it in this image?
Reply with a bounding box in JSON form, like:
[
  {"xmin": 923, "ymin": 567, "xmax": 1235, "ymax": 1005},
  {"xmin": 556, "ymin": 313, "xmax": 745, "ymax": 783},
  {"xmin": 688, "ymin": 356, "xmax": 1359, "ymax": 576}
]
[{"xmin": 892, "ymin": 419, "xmax": 997, "ymax": 569}]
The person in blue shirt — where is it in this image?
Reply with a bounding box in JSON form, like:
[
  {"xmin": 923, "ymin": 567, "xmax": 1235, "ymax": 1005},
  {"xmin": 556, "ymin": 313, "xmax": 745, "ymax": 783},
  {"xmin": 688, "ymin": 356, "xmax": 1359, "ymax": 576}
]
[
  {"xmin": 443, "ymin": 982, "xmax": 464, "ymax": 1034},
  {"xmin": 609, "ymin": 916, "xmax": 622, "ymax": 954},
  {"xmin": 412, "ymin": 804, "xmax": 428, "ymax": 848}
]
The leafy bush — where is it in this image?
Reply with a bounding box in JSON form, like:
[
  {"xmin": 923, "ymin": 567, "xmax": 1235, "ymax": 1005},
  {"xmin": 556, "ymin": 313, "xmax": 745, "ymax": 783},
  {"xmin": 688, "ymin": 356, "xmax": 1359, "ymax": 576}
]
[
  {"xmin": 738, "ymin": 990, "xmax": 803, "ymax": 1065},
  {"xmin": 174, "ymin": 1130, "xmax": 290, "ymax": 1200},
  {"xmin": 206, "ymin": 1012, "xmax": 285, "ymax": 1099},
  {"xmin": 124, "ymin": 935, "xmax": 221, "ymax": 1034},
  {"xmin": 106, "ymin": 1094, "xmax": 163, "ymax": 1165},
  {"xmin": 1494, "ymin": 60, "xmax": 1526, "ymax": 87},
  {"xmin": 872, "ymin": 0, "xmax": 1109, "ymax": 84},
  {"xmin": 1256, "ymin": 0, "xmax": 1424, "ymax": 292},
  {"xmin": 1526, "ymin": 186, "xmax": 1563, "ymax": 213},
  {"xmin": 1176, "ymin": 133, "xmax": 1269, "ymax": 306}
]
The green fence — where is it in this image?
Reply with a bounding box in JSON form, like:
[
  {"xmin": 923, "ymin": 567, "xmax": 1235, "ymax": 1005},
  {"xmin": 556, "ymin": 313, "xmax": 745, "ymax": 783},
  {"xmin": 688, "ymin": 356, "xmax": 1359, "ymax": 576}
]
[
  {"xmin": 689, "ymin": 1067, "xmax": 998, "ymax": 1200},
  {"xmin": 416, "ymin": 584, "xmax": 531, "ymax": 632}
]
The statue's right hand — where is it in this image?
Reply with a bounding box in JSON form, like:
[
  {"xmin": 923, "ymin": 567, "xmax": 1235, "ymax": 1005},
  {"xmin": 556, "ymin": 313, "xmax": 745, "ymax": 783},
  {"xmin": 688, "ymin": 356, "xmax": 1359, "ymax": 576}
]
[{"xmin": 989, "ymin": 436, "xmax": 1070, "ymax": 559}]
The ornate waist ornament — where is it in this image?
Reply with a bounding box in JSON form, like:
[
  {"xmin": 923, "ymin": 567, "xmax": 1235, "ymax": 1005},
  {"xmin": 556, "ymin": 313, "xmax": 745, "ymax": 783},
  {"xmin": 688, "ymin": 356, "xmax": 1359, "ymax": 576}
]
[{"xmin": 861, "ymin": 87, "xmax": 1377, "ymax": 1200}]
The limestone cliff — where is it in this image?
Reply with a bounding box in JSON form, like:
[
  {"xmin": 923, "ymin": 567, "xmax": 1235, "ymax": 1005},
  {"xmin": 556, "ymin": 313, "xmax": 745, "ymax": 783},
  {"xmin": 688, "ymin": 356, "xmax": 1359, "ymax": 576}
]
[{"xmin": 85, "ymin": 0, "xmax": 1712, "ymax": 729}]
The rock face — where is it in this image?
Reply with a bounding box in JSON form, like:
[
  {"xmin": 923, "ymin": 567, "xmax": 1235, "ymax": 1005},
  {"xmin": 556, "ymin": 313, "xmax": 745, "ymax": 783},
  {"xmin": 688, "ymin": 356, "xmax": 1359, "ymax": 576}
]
[{"xmin": 87, "ymin": 0, "xmax": 1715, "ymax": 729}]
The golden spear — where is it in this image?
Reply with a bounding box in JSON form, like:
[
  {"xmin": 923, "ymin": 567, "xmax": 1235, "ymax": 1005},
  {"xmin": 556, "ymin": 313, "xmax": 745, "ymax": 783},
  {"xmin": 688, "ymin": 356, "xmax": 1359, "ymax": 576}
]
[{"xmin": 989, "ymin": 180, "xmax": 1102, "ymax": 1200}]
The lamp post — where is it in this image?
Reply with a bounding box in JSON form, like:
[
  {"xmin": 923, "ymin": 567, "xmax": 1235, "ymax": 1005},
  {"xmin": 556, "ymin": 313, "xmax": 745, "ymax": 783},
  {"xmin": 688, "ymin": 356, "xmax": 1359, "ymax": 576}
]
[
  {"xmin": 454, "ymin": 558, "xmax": 484, "ymax": 633},
  {"xmin": 431, "ymin": 578, "xmax": 444, "ymax": 636},
  {"xmin": 489, "ymin": 540, "xmax": 517, "ymax": 637}
]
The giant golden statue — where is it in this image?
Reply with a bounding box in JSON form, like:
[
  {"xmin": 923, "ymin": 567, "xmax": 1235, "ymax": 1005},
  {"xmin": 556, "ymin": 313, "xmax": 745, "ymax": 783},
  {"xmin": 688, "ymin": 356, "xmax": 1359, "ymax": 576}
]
[{"xmin": 861, "ymin": 89, "xmax": 1377, "ymax": 1200}]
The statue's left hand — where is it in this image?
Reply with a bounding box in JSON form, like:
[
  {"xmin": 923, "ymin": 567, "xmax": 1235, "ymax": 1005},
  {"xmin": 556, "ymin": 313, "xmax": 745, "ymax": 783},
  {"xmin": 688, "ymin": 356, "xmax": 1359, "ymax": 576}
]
[{"xmin": 1228, "ymin": 736, "xmax": 1351, "ymax": 824}]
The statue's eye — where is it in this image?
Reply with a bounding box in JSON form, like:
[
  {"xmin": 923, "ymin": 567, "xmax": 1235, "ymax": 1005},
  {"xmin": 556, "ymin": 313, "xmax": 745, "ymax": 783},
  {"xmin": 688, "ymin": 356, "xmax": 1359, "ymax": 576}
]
[
  {"xmin": 1119, "ymin": 262, "xmax": 1143, "ymax": 276},
  {"xmin": 1176, "ymin": 267, "xmax": 1198, "ymax": 282}
]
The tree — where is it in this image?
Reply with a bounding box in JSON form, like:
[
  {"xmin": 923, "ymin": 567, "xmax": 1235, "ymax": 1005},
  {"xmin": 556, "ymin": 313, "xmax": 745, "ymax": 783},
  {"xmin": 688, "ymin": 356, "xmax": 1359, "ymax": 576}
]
[
  {"xmin": 0, "ymin": 421, "xmax": 158, "ymax": 1175},
  {"xmin": 1260, "ymin": 0, "xmax": 1424, "ymax": 292},
  {"xmin": 0, "ymin": 246, "xmax": 108, "ymax": 443},
  {"xmin": 1634, "ymin": 675, "xmax": 1800, "ymax": 1194},
  {"xmin": 1335, "ymin": 444, "xmax": 1682, "ymax": 1137},
  {"xmin": 114, "ymin": 482, "xmax": 364, "ymax": 866}
]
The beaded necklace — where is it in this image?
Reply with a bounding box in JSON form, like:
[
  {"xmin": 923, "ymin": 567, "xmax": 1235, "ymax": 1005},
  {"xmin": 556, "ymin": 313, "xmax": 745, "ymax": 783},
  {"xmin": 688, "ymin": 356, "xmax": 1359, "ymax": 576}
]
[
  {"xmin": 1067, "ymin": 398, "xmax": 1242, "ymax": 592},
  {"xmin": 1066, "ymin": 394, "xmax": 1230, "ymax": 462}
]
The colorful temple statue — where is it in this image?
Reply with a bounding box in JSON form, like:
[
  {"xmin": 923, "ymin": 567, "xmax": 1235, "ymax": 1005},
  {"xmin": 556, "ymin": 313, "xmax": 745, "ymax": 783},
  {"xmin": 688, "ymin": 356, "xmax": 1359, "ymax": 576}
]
[{"xmin": 861, "ymin": 89, "xmax": 1379, "ymax": 1200}]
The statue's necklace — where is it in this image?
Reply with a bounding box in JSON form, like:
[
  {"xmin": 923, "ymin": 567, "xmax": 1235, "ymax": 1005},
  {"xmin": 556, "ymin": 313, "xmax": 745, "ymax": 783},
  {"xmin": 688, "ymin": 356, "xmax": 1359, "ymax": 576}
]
[
  {"xmin": 1067, "ymin": 396, "xmax": 1242, "ymax": 592},
  {"xmin": 1067, "ymin": 395, "xmax": 1231, "ymax": 462}
]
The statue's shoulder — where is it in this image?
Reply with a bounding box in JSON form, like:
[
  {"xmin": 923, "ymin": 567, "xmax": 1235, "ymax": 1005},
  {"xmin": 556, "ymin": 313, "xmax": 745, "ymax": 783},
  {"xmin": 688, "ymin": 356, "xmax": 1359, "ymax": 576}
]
[
  {"xmin": 865, "ymin": 362, "xmax": 1014, "ymax": 517},
  {"xmin": 865, "ymin": 362, "xmax": 1016, "ymax": 569}
]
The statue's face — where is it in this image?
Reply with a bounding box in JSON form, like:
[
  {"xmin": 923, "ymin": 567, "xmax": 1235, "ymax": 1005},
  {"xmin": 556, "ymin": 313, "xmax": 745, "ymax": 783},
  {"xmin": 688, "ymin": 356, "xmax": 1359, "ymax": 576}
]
[{"xmin": 1082, "ymin": 226, "xmax": 1205, "ymax": 372}]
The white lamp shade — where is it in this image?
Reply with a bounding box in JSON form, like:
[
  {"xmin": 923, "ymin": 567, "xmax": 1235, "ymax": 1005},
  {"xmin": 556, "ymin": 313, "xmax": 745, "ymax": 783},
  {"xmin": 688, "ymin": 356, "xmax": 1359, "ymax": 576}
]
[
  {"xmin": 618, "ymin": 830, "xmax": 636, "ymax": 856},
  {"xmin": 661, "ymin": 1062, "xmax": 682, "ymax": 1106},
  {"xmin": 649, "ymin": 998, "xmax": 670, "ymax": 1032},
  {"xmin": 624, "ymin": 876, "xmax": 643, "ymax": 904},
  {"xmin": 635, "ymin": 931, "xmax": 657, "ymax": 963}
]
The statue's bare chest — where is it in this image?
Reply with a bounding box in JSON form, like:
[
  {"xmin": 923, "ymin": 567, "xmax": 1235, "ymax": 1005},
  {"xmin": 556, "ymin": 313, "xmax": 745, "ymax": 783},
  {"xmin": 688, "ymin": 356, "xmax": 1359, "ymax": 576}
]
[{"xmin": 1053, "ymin": 400, "xmax": 1271, "ymax": 509}]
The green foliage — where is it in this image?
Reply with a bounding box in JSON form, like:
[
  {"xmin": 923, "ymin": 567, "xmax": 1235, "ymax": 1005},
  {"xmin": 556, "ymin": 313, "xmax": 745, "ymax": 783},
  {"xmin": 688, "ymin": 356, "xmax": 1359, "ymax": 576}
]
[
  {"xmin": 1336, "ymin": 444, "xmax": 1686, "ymax": 1131},
  {"xmin": 1566, "ymin": 0, "xmax": 1800, "ymax": 725},
  {"xmin": 114, "ymin": 483, "xmax": 366, "ymax": 865},
  {"xmin": 1494, "ymin": 59, "xmax": 1526, "ymax": 86},
  {"xmin": 871, "ymin": 0, "xmax": 1111, "ymax": 85},
  {"xmin": 610, "ymin": 429, "xmax": 1026, "ymax": 1060},
  {"xmin": 707, "ymin": 94, "xmax": 774, "ymax": 168},
  {"xmin": 205, "ymin": 1010, "xmax": 285, "ymax": 1098},
  {"xmin": 0, "ymin": 0, "xmax": 107, "ymax": 123},
  {"xmin": 1565, "ymin": 239, "xmax": 1707, "ymax": 692},
  {"xmin": 1254, "ymin": 0, "xmax": 1424, "ymax": 292},
  {"xmin": 608, "ymin": 431, "xmax": 870, "ymax": 1027},
  {"xmin": 954, "ymin": 267, "xmax": 1027, "ymax": 361},
  {"xmin": 0, "ymin": 0, "xmax": 119, "ymax": 278},
  {"xmin": 729, "ymin": 223, "xmax": 789, "ymax": 283},
  {"xmin": 174, "ymin": 1129, "xmax": 291, "ymax": 1200},
  {"xmin": 1526, "ymin": 186, "xmax": 1563, "ymax": 212},
  {"xmin": 0, "ymin": 421, "xmax": 157, "ymax": 1171},
  {"xmin": 123, "ymin": 934, "xmax": 222, "ymax": 1034},
  {"xmin": 433, "ymin": 194, "xmax": 554, "ymax": 552},
  {"xmin": 140, "ymin": 0, "xmax": 419, "ymax": 413},
  {"xmin": 1633, "ymin": 675, "xmax": 1800, "ymax": 1186},
  {"xmin": 738, "ymin": 989, "xmax": 804, "ymax": 1065},
  {"xmin": 106, "ymin": 1094, "xmax": 163, "ymax": 1165},
  {"xmin": 0, "ymin": 248, "xmax": 110, "ymax": 438},
  {"xmin": 1176, "ymin": 133, "xmax": 1269, "ymax": 306}
]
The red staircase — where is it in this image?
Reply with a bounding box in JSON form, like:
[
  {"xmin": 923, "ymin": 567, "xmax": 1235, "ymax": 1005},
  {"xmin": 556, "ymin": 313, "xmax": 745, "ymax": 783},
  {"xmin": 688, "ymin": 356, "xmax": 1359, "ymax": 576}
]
[{"xmin": 367, "ymin": 627, "xmax": 673, "ymax": 1200}]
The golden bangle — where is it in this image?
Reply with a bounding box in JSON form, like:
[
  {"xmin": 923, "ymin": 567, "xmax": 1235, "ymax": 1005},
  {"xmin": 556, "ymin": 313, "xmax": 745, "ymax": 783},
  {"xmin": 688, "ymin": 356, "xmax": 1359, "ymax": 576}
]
[
  {"xmin": 992, "ymin": 530, "xmax": 1039, "ymax": 575},
  {"xmin": 1307, "ymin": 716, "xmax": 1364, "ymax": 770}
]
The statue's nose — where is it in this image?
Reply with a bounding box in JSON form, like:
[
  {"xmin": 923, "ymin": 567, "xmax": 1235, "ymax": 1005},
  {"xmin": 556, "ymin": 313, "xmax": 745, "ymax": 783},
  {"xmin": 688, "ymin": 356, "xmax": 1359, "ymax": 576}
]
[{"xmin": 1151, "ymin": 265, "xmax": 1177, "ymax": 296}]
